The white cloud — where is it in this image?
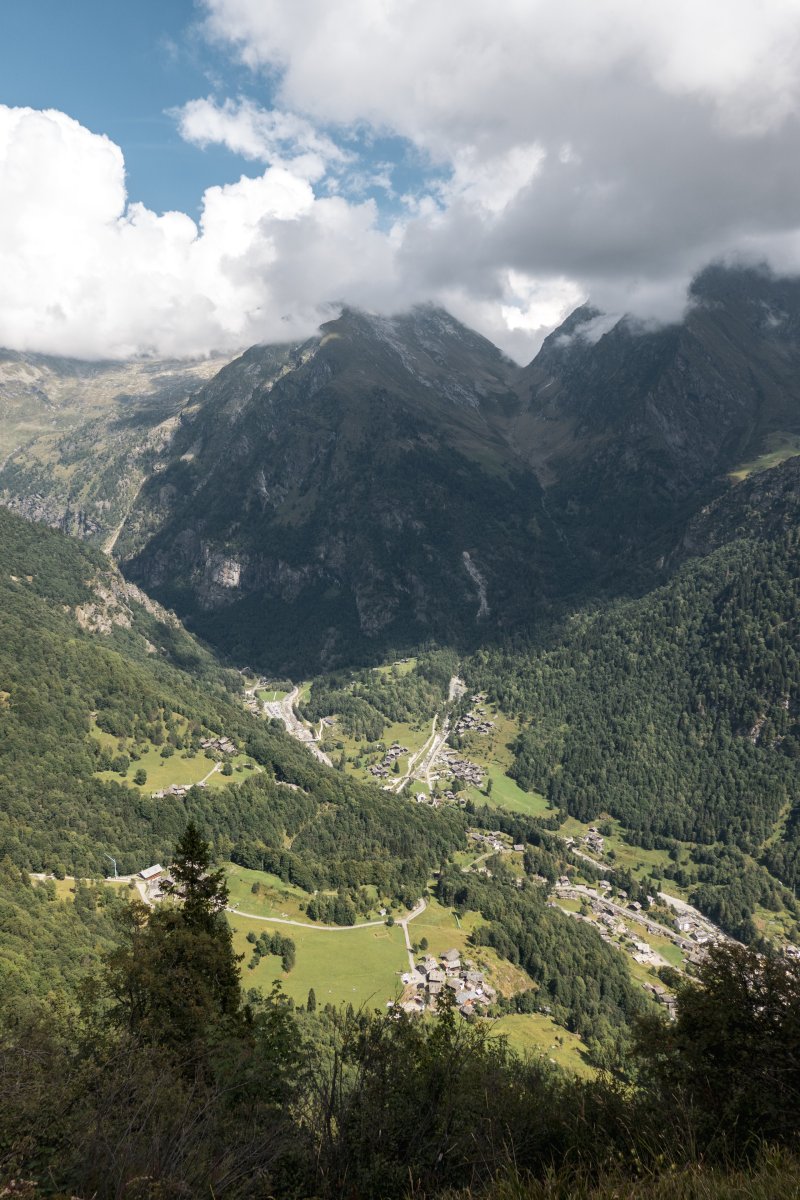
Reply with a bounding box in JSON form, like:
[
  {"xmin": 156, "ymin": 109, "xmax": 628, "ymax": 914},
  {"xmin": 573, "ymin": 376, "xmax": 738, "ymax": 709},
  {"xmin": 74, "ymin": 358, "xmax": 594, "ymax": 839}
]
[
  {"xmin": 0, "ymin": 105, "xmax": 409, "ymax": 360},
  {"xmin": 4, "ymin": 1, "xmax": 800, "ymax": 363},
  {"xmin": 199, "ymin": 0, "xmax": 800, "ymax": 346},
  {"xmin": 203, "ymin": 0, "xmax": 800, "ymax": 141},
  {"xmin": 175, "ymin": 96, "xmax": 348, "ymax": 181}
]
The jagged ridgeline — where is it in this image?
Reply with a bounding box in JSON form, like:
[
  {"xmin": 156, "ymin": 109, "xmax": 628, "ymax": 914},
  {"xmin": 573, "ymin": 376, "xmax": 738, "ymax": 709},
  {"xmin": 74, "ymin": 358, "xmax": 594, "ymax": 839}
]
[
  {"xmin": 114, "ymin": 307, "xmax": 565, "ymax": 673},
  {"xmin": 4, "ymin": 267, "xmax": 800, "ymax": 676},
  {"xmin": 111, "ymin": 266, "xmax": 800, "ymax": 673},
  {"xmin": 0, "ymin": 506, "xmax": 464, "ymax": 890}
]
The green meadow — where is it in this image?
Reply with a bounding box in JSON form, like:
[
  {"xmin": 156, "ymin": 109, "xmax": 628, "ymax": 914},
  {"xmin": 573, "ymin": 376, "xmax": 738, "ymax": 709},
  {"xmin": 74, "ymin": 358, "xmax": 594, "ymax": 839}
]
[
  {"xmin": 489, "ymin": 1013, "xmax": 594, "ymax": 1077},
  {"xmin": 229, "ymin": 912, "xmax": 409, "ymax": 1009}
]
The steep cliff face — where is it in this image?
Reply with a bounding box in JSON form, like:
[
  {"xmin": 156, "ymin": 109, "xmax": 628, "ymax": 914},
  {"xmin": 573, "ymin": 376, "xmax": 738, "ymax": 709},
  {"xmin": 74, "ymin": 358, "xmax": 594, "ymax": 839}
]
[
  {"xmin": 512, "ymin": 266, "xmax": 800, "ymax": 581},
  {"xmin": 118, "ymin": 307, "xmax": 569, "ymax": 671},
  {"xmin": 3, "ymin": 268, "xmax": 799, "ymax": 675},
  {"xmin": 681, "ymin": 455, "xmax": 800, "ymax": 559}
]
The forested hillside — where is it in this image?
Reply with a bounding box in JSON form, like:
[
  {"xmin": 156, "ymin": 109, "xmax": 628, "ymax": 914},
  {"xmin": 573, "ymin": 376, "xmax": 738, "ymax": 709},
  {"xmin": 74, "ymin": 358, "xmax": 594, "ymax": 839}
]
[
  {"xmin": 0, "ymin": 510, "xmax": 672, "ymax": 1068},
  {"xmin": 0, "ymin": 508, "xmax": 464, "ymax": 900},
  {"xmin": 469, "ymin": 524, "xmax": 800, "ymax": 939},
  {"xmin": 3, "ymin": 825, "xmax": 800, "ymax": 1199}
]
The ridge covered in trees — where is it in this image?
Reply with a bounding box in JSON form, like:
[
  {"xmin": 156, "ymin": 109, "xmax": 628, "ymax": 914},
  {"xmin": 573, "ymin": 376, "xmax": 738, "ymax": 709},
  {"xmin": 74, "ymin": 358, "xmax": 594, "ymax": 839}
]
[
  {"xmin": 468, "ymin": 530, "xmax": 800, "ymax": 940},
  {"xmin": 0, "ymin": 508, "xmax": 464, "ymax": 906}
]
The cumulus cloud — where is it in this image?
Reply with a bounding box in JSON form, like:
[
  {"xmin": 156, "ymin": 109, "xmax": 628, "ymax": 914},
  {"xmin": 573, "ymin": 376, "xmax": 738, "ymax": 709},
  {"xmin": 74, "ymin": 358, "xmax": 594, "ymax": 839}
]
[
  {"xmin": 0, "ymin": 105, "xmax": 409, "ymax": 359},
  {"xmin": 174, "ymin": 96, "xmax": 348, "ymax": 181},
  {"xmin": 200, "ymin": 0, "xmax": 800, "ymax": 344},
  {"xmin": 3, "ymin": 2, "xmax": 800, "ymax": 362}
]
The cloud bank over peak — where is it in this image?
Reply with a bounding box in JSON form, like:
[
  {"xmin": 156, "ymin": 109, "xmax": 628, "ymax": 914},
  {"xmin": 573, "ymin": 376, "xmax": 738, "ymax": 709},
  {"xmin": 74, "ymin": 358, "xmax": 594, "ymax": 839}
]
[
  {"xmin": 200, "ymin": 0, "xmax": 800, "ymax": 332},
  {"xmin": 2, "ymin": 1, "xmax": 800, "ymax": 362}
]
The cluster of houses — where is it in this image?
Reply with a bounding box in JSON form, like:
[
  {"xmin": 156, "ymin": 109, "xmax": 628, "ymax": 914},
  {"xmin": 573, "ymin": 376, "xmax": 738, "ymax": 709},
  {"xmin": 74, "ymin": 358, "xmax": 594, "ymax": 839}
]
[
  {"xmin": 642, "ymin": 981, "xmax": 677, "ymax": 1018},
  {"xmin": 468, "ymin": 830, "xmax": 524, "ymax": 854},
  {"xmin": 674, "ymin": 914, "xmax": 715, "ymax": 946},
  {"xmin": 453, "ymin": 699, "xmax": 495, "ymax": 739},
  {"xmin": 138, "ymin": 863, "xmax": 174, "ymax": 899},
  {"xmin": 152, "ymin": 783, "xmax": 196, "ymax": 799},
  {"xmin": 567, "ymin": 898, "xmax": 664, "ymax": 966},
  {"xmin": 200, "ymin": 735, "xmax": 236, "ymax": 755},
  {"xmin": 369, "ymin": 742, "xmax": 409, "ymax": 779},
  {"xmin": 431, "ymin": 747, "xmax": 484, "ymax": 788},
  {"xmin": 402, "ymin": 948, "xmax": 497, "ymax": 1016},
  {"xmin": 583, "ymin": 827, "xmax": 605, "ymax": 855},
  {"xmin": 414, "ymin": 788, "xmax": 473, "ymax": 809}
]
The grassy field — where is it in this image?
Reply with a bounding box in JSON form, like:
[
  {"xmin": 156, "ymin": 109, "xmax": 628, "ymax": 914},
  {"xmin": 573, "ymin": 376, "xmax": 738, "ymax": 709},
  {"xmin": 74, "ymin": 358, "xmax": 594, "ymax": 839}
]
[
  {"xmin": 468, "ymin": 768, "xmax": 549, "ymax": 816},
  {"xmin": 559, "ymin": 815, "xmax": 690, "ymax": 884},
  {"xmin": 96, "ymin": 744, "xmax": 257, "ymax": 792},
  {"xmin": 226, "ymin": 864, "xmax": 317, "ymax": 922},
  {"xmin": 646, "ymin": 934, "xmax": 685, "ymax": 969},
  {"xmin": 729, "ymin": 432, "xmax": 800, "ymax": 482},
  {"xmin": 489, "ymin": 1013, "xmax": 594, "ymax": 1077},
  {"xmin": 35, "ymin": 876, "xmax": 136, "ymax": 900},
  {"xmin": 92, "ymin": 720, "xmax": 259, "ymax": 794},
  {"xmin": 455, "ymin": 706, "xmax": 549, "ymax": 817},
  {"xmin": 372, "ymin": 657, "xmax": 418, "ymax": 678},
  {"xmin": 332, "ymin": 713, "xmax": 432, "ymax": 787},
  {"xmin": 229, "ymin": 912, "xmax": 409, "ymax": 1009}
]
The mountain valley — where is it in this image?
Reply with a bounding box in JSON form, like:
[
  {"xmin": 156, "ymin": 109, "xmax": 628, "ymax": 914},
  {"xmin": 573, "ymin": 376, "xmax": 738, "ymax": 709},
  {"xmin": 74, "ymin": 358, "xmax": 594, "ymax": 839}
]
[{"xmin": 2, "ymin": 264, "xmax": 800, "ymax": 1196}]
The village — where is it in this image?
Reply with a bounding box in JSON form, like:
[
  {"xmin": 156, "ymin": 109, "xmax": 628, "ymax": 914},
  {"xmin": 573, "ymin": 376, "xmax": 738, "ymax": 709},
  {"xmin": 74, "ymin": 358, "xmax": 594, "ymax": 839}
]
[
  {"xmin": 369, "ymin": 741, "xmax": 410, "ymax": 780},
  {"xmin": 398, "ymin": 946, "xmax": 498, "ymax": 1017},
  {"xmin": 226, "ymin": 673, "xmax": 743, "ymax": 1025},
  {"xmin": 453, "ymin": 696, "xmax": 496, "ymax": 738},
  {"xmin": 412, "ymin": 693, "xmax": 494, "ymax": 801},
  {"xmin": 199, "ymin": 735, "xmax": 237, "ymax": 755},
  {"xmin": 562, "ymin": 826, "xmax": 729, "ymax": 958}
]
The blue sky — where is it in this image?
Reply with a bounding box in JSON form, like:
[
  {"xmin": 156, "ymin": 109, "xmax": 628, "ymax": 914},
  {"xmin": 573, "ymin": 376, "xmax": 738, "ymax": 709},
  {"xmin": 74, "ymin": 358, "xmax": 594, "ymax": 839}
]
[
  {"xmin": 0, "ymin": 1, "xmax": 275, "ymax": 214},
  {"xmin": 0, "ymin": 1, "xmax": 432, "ymax": 221},
  {"xmin": 0, "ymin": 1, "xmax": 797, "ymax": 361}
]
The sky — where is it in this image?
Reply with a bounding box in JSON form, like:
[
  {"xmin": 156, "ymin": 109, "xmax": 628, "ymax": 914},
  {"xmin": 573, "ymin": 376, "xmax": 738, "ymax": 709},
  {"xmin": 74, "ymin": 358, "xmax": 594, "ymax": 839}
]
[{"xmin": 1, "ymin": 0, "xmax": 799, "ymax": 362}]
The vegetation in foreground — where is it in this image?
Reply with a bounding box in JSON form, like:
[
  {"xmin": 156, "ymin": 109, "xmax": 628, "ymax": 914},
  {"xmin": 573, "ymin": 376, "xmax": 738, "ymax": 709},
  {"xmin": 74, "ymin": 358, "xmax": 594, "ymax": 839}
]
[{"xmin": 2, "ymin": 825, "xmax": 800, "ymax": 1200}]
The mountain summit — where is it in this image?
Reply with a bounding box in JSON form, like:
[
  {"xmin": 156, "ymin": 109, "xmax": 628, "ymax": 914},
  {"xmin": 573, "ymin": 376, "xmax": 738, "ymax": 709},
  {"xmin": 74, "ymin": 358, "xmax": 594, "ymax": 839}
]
[
  {"xmin": 117, "ymin": 306, "xmax": 565, "ymax": 671},
  {"xmin": 3, "ymin": 268, "xmax": 800, "ymax": 673}
]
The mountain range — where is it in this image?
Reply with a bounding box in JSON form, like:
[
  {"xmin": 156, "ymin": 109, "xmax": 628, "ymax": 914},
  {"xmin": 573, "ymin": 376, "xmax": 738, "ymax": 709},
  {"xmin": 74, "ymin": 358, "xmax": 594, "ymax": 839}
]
[{"xmin": 2, "ymin": 265, "xmax": 800, "ymax": 675}]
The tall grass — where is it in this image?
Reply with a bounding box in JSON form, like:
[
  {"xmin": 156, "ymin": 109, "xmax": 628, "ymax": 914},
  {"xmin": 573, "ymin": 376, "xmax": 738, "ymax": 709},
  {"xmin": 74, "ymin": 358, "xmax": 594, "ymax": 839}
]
[{"xmin": 442, "ymin": 1148, "xmax": 800, "ymax": 1200}]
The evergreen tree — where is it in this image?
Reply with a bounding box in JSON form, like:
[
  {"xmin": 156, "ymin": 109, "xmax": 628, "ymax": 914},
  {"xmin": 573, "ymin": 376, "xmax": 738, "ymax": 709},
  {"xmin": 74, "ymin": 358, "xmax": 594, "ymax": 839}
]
[
  {"xmin": 162, "ymin": 820, "xmax": 230, "ymax": 933},
  {"xmin": 103, "ymin": 823, "xmax": 243, "ymax": 1054}
]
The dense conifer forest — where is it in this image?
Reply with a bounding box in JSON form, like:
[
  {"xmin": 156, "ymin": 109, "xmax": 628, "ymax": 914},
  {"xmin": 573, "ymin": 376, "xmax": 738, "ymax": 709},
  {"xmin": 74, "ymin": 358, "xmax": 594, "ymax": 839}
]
[{"xmin": 468, "ymin": 531, "xmax": 800, "ymax": 939}]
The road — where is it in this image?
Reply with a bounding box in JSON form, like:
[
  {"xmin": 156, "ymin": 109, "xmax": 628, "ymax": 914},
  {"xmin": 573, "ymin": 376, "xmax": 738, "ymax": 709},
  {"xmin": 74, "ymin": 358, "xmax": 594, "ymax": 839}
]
[
  {"xmin": 263, "ymin": 686, "xmax": 333, "ymax": 767},
  {"xmin": 389, "ymin": 672, "xmax": 465, "ymax": 794},
  {"xmin": 657, "ymin": 891, "xmax": 732, "ymax": 939},
  {"xmin": 565, "ymin": 845, "xmax": 733, "ymax": 945},
  {"xmin": 412, "ymin": 675, "xmax": 464, "ymax": 790},
  {"xmin": 199, "ymin": 762, "xmax": 221, "ymax": 785},
  {"xmin": 561, "ymin": 884, "xmax": 729, "ymax": 950},
  {"xmin": 258, "ymin": 673, "xmax": 465, "ymax": 792},
  {"xmin": 419, "ymin": 716, "xmax": 452, "ymax": 790},
  {"xmin": 228, "ymin": 897, "xmax": 427, "ymax": 944},
  {"xmin": 384, "ymin": 714, "xmax": 443, "ymax": 794},
  {"xmin": 31, "ymin": 870, "xmax": 154, "ymax": 906}
]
